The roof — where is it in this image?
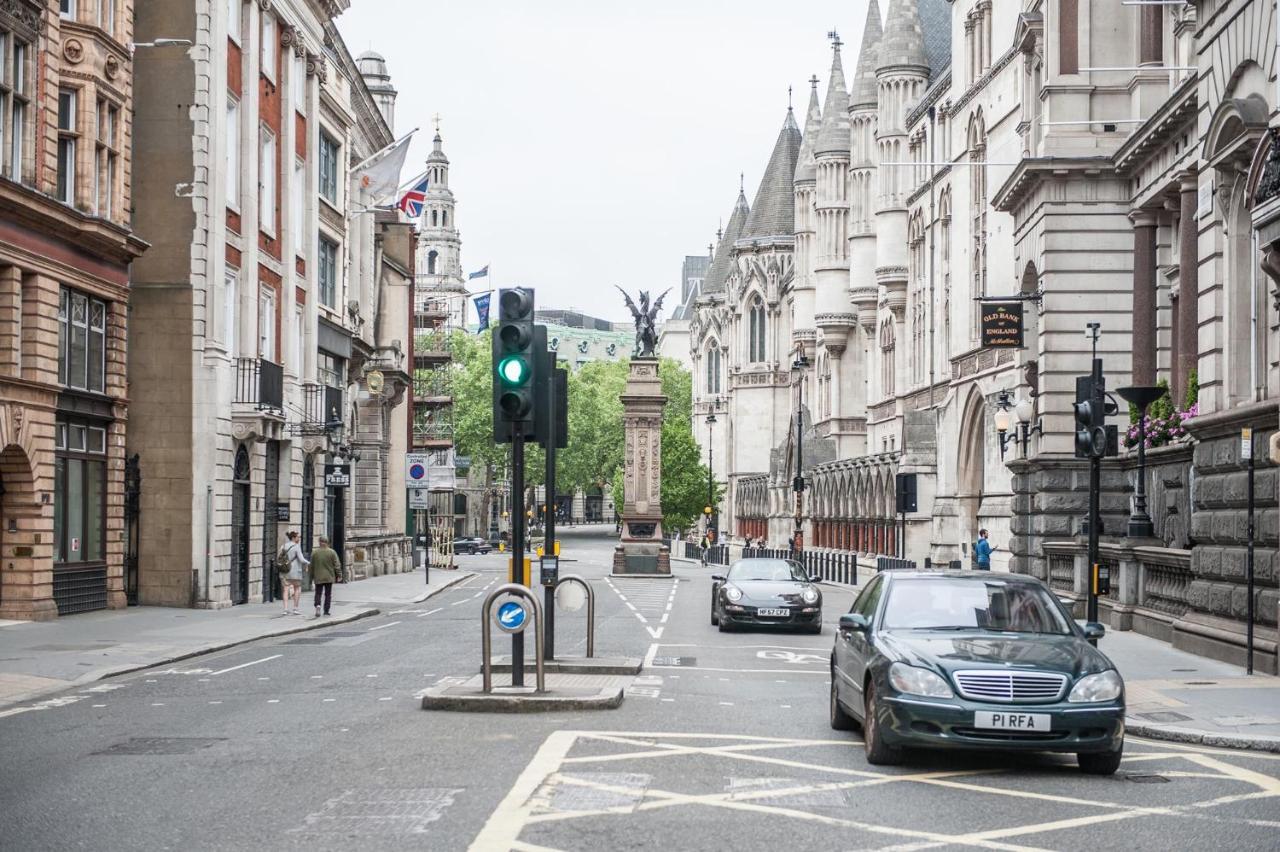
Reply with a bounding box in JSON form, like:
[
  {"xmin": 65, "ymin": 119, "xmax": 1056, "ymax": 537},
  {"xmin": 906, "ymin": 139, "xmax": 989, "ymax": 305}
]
[
  {"xmin": 794, "ymin": 79, "xmax": 823, "ymax": 182},
  {"xmin": 919, "ymin": 0, "xmax": 952, "ymax": 80},
  {"xmin": 850, "ymin": 0, "xmax": 883, "ymax": 110},
  {"xmin": 814, "ymin": 41, "xmax": 850, "ymax": 156},
  {"xmin": 701, "ymin": 190, "xmax": 750, "ymax": 295},
  {"xmin": 741, "ymin": 108, "xmax": 803, "ymax": 239},
  {"xmin": 877, "ymin": 0, "xmax": 929, "ymax": 75},
  {"xmin": 426, "ymin": 132, "xmax": 448, "ymax": 164}
]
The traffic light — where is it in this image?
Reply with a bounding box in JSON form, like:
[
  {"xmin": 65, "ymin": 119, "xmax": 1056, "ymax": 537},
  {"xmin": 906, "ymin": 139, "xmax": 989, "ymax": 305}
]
[
  {"xmin": 492, "ymin": 288, "xmax": 537, "ymax": 442},
  {"xmin": 1074, "ymin": 375, "xmax": 1112, "ymax": 459}
]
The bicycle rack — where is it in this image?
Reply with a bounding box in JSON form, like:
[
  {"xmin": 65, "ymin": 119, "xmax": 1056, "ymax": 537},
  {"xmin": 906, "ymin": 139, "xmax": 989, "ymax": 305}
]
[
  {"xmin": 481, "ymin": 583, "xmax": 546, "ymax": 693},
  {"xmin": 554, "ymin": 574, "xmax": 595, "ymax": 658}
]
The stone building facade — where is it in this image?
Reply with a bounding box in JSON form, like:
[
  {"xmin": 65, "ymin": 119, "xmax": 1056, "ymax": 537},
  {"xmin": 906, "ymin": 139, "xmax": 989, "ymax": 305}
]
[
  {"xmin": 0, "ymin": 0, "xmax": 146, "ymax": 619},
  {"xmin": 128, "ymin": 0, "xmax": 411, "ymax": 610},
  {"xmin": 688, "ymin": 0, "xmax": 1279, "ymax": 670}
]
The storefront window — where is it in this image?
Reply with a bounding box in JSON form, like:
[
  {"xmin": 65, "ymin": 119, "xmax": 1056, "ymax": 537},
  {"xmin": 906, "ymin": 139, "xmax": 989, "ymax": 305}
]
[{"xmin": 54, "ymin": 419, "xmax": 107, "ymax": 564}]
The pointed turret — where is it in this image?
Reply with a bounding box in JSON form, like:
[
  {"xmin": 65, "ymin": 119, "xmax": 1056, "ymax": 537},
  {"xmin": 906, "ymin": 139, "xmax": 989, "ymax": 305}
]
[
  {"xmin": 877, "ymin": 0, "xmax": 929, "ymax": 76},
  {"xmin": 814, "ymin": 38, "xmax": 850, "ymax": 157},
  {"xmin": 850, "ymin": 0, "xmax": 883, "ymax": 110},
  {"xmin": 742, "ymin": 108, "xmax": 803, "ymax": 239},
  {"xmin": 701, "ymin": 189, "xmax": 750, "ymax": 295},
  {"xmin": 794, "ymin": 77, "xmax": 823, "ymax": 183}
]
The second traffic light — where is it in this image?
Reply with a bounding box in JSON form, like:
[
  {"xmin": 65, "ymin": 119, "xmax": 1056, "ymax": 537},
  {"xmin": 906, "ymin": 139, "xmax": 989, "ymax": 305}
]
[
  {"xmin": 1074, "ymin": 372, "xmax": 1119, "ymax": 459},
  {"xmin": 493, "ymin": 287, "xmax": 537, "ymax": 441}
]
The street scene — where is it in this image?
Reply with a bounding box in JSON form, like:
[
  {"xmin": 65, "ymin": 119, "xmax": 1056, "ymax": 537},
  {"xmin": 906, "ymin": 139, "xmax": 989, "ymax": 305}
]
[{"xmin": 2, "ymin": 0, "xmax": 1280, "ymax": 850}]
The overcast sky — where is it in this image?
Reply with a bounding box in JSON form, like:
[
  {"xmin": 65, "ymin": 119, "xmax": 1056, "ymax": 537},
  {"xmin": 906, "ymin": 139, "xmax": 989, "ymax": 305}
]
[{"xmin": 337, "ymin": 1, "xmax": 869, "ymax": 324}]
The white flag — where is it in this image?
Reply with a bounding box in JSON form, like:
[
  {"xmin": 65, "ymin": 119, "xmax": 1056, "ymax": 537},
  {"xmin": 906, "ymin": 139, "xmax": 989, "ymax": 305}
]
[{"xmin": 357, "ymin": 136, "xmax": 412, "ymax": 203}]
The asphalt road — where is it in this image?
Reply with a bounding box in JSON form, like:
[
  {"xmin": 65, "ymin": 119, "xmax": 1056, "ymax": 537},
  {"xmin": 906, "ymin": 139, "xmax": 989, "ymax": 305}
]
[{"xmin": 2, "ymin": 526, "xmax": 1278, "ymax": 851}]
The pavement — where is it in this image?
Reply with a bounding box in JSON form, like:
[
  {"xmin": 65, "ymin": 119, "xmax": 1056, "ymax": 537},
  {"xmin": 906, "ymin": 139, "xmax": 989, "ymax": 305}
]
[
  {"xmin": 674, "ymin": 550, "xmax": 1280, "ymax": 754},
  {"xmin": 0, "ymin": 567, "xmax": 473, "ymax": 710},
  {"xmin": 1, "ymin": 528, "xmax": 1278, "ymax": 851}
]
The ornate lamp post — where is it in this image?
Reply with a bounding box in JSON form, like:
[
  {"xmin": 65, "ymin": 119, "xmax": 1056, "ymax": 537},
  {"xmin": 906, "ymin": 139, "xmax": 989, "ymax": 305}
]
[
  {"xmin": 1117, "ymin": 385, "xmax": 1168, "ymax": 538},
  {"xmin": 706, "ymin": 406, "xmax": 717, "ymax": 534},
  {"xmin": 791, "ymin": 354, "xmax": 811, "ymax": 551}
]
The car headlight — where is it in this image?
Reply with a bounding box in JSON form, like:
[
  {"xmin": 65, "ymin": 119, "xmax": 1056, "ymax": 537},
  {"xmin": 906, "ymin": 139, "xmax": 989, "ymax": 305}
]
[
  {"xmin": 1068, "ymin": 670, "xmax": 1123, "ymax": 703},
  {"xmin": 724, "ymin": 585, "xmax": 743, "ymax": 603},
  {"xmin": 801, "ymin": 587, "xmax": 819, "ymax": 604},
  {"xmin": 888, "ymin": 663, "xmax": 954, "ymax": 699}
]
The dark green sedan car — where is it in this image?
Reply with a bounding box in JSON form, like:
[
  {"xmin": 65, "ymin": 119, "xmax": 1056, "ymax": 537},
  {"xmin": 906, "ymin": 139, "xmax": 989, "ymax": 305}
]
[{"xmin": 830, "ymin": 571, "xmax": 1125, "ymax": 775}]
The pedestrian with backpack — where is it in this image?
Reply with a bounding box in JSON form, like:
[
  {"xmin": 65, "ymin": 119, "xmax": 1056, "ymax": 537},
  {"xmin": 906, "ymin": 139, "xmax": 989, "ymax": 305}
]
[
  {"xmin": 308, "ymin": 535, "xmax": 343, "ymax": 618},
  {"xmin": 278, "ymin": 531, "xmax": 308, "ymax": 615}
]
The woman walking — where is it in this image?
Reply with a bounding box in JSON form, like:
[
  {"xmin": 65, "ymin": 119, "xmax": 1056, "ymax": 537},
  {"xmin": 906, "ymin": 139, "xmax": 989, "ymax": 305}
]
[{"xmin": 282, "ymin": 531, "xmax": 308, "ymax": 615}]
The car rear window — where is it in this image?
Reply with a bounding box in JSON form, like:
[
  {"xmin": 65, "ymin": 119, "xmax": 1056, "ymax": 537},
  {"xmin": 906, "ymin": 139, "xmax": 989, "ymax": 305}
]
[{"xmin": 881, "ymin": 578, "xmax": 1073, "ymax": 634}]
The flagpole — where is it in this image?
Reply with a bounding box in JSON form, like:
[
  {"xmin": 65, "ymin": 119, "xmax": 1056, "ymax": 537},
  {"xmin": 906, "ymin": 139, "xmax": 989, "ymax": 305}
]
[{"xmin": 352, "ymin": 128, "xmax": 419, "ymax": 173}]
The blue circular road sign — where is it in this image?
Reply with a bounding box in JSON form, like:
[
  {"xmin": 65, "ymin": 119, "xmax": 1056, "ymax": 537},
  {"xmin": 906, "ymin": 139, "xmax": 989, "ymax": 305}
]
[
  {"xmin": 409, "ymin": 463, "xmax": 426, "ymax": 480},
  {"xmin": 495, "ymin": 600, "xmax": 528, "ymax": 634}
]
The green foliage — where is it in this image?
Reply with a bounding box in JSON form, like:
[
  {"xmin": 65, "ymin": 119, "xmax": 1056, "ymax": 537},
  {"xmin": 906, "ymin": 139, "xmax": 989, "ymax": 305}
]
[
  {"xmin": 1185, "ymin": 369, "xmax": 1199, "ymax": 410},
  {"xmin": 557, "ymin": 359, "xmax": 629, "ymax": 492}
]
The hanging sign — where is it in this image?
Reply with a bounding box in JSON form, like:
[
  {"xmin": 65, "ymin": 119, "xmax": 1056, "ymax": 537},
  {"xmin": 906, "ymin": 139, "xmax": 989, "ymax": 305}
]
[
  {"xmin": 980, "ymin": 302, "xmax": 1024, "ymax": 348},
  {"xmin": 324, "ymin": 463, "xmax": 351, "ymax": 488}
]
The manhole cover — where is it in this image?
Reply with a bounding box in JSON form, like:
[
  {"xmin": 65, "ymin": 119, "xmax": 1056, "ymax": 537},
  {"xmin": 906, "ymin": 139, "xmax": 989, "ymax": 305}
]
[
  {"xmin": 651, "ymin": 657, "xmax": 695, "ymax": 667},
  {"xmin": 94, "ymin": 737, "xmax": 226, "ymax": 755},
  {"xmin": 1138, "ymin": 711, "xmax": 1192, "ymax": 723},
  {"xmin": 1125, "ymin": 774, "xmax": 1171, "ymax": 784}
]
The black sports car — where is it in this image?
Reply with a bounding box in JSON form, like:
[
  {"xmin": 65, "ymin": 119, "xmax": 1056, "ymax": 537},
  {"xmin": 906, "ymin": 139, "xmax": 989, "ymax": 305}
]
[
  {"xmin": 453, "ymin": 537, "xmax": 492, "ymax": 555},
  {"xmin": 711, "ymin": 558, "xmax": 823, "ymax": 634}
]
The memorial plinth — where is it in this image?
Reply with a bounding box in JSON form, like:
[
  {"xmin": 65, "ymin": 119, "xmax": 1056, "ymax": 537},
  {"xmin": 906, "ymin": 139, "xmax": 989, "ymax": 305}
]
[{"xmin": 613, "ymin": 358, "xmax": 671, "ymax": 575}]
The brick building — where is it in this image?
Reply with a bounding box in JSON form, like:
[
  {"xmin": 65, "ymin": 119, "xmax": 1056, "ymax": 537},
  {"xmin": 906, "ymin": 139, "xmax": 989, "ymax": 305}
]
[{"xmin": 0, "ymin": 0, "xmax": 146, "ymax": 619}]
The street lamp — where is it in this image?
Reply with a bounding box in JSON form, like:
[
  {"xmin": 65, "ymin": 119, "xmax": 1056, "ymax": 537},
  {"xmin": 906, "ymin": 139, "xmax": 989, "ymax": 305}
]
[
  {"xmin": 706, "ymin": 403, "xmax": 718, "ymax": 534},
  {"xmin": 994, "ymin": 390, "xmax": 1015, "ymax": 458},
  {"xmin": 791, "ymin": 353, "xmax": 811, "ymax": 551},
  {"xmin": 1117, "ymin": 385, "xmax": 1168, "ymax": 538}
]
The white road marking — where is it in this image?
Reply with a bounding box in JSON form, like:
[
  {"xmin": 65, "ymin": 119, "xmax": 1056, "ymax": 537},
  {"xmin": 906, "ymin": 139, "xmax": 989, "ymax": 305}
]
[
  {"xmin": 661, "ymin": 698, "xmax": 675, "ymax": 702},
  {"xmin": 91, "ymin": 704, "xmax": 106, "ymax": 708},
  {"xmin": 208, "ymin": 701, "xmax": 222, "ymax": 705},
  {"xmin": 719, "ymin": 701, "xmax": 734, "ymax": 706},
  {"xmin": 145, "ymin": 679, "xmax": 157, "ymax": 683},
  {"xmin": 379, "ymin": 696, "xmax": 393, "ymax": 701},
  {"xmin": 210, "ymin": 654, "xmax": 282, "ymax": 676},
  {"xmin": 323, "ymin": 698, "xmax": 336, "ymax": 702},
  {"xmin": 311, "ymin": 675, "xmax": 323, "ymax": 679},
  {"xmin": 643, "ymin": 642, "xmax": 659, "ymax": 669},
  {"xmin": 418, "ymin": 607, "xmax": 444, "ymax": 618},
  {"xmin": 660, "ymin": 613, "xmax": 669, "ymax": 623},
  {"xmin": 366, "ymin": 673, "xmax": 378, "ymax": 678},
  {"xmin": 368, "ymin": 621, "xmax": 401, "ymax": 631},
  {"xmin": 468, "ymin": 730, "xmax": 578, "ymax": 852},
  {"xmin": 151, "ymin": 703, "xmax": 165, "ymax": 707},
  {"xmin": 267, "ymin": 699, "xmax": 280, "ymax": 704},
  {"xmin": 258, "ymin": 676, "xmax": 270, "ymax": 681},
  {"xmin": 451, "ymin": 599, "xmax": 469, "ymax": 606}
]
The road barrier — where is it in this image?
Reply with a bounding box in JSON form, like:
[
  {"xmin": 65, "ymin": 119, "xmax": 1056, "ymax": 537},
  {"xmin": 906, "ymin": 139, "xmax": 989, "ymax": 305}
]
[
  {"xmin": 741, "ymin": 547, "xmax": 860, "ymax": 586},
  {"xmin": 553, "ymin": 574, "xmax": 595, "ymax": 658},
  {"xmin": 480, "ymin": 583, "xmax": 545, "ymax": 694}
]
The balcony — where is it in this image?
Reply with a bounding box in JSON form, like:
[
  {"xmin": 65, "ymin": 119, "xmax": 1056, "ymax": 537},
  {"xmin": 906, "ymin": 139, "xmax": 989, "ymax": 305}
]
[
  {"xmin": 232, "ymin": 357, "xmax": 285, "ymax": 441},
  {"xmin": 291, "ymin": 382, "xmax": 343, "ymax": 436}
]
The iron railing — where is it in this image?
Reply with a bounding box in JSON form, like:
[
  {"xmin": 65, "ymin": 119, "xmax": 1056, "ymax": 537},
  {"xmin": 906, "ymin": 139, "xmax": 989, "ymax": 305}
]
[
  {"xmin": 234, "ymin": 357, "xmax": 284, "ymax": 413},
  {"xmin": 294, "ymin": 382, "xmax": 342, "ymax": 434}
]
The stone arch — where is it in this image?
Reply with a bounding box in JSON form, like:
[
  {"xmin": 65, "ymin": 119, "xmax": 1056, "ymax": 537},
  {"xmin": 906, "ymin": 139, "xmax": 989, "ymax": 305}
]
[
  {"xmin": 0, "ymin": 444, "xmax": 51, "ymax": 619},
  {"xmin": 1020, "ymin": 260, "xmax": 1041, "ymax": 407},
  {"xmin": 956, "ymin": 385, "xmax": 987, "ymax": 558}
]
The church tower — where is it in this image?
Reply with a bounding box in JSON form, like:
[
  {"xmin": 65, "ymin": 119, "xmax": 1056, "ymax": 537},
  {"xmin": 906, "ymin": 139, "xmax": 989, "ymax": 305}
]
[
  {"xmin": 415, "ymin": 129, "xmax": 467, "ymax": 324},
  {"xmin": 356, "ymin": 51, "xmax": 398, "ymax": 132}
]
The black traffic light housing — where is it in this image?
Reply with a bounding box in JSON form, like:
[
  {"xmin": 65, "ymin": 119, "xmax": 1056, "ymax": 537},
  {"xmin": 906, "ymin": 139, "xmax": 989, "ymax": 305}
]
[
  {"xmin": 492, "ymin": 288, "xmax": 537, "ymax": 442},
  {"xmin": 1073, "ymin": 375, "xmax": 1106, "ymax": 459}
]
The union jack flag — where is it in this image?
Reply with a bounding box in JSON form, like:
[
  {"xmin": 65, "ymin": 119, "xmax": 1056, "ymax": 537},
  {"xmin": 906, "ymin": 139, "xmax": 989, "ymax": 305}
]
[{"xmin": 397, "ymin": 175, "xmax": 430, "ymax": 218}]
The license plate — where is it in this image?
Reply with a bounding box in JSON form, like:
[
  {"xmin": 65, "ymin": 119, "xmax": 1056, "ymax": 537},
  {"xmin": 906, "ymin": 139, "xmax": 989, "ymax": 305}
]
[
  {"xmin": 757, "ymin": 608, "xmax": 789, "ymax": 617},
  {"xmin": 974, "ymin": 711, "xmax": 1050, "ymax": 732}
]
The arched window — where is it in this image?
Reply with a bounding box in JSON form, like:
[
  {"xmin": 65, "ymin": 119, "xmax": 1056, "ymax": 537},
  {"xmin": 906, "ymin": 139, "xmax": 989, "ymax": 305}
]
[
  {"xmin": 705, "ymin": 343, "xmax": 721, "ymax": 394},
  {"xmin": 880, "ymin": 318, "xmax": 896, "ymax": 399},
  {"xmin": 442, "ymin": 210, "xmax": 448, "ymax": 227},
  {"xmin": 431, "ymin": 209, "xmax": 438, "ymax": 227},
  {"xmin": 968, "ymin": 113, "xmax": 988, "ymax": 342},
  {"xmin": 427, "ymin": 250, "xmax": 438, "ymax": 275},
  {"xmin": 939, "ymin": 188, "xmax": 953, "ymax": 358},
  {"xmin": 748, "ymin": 295, "xmax": 766, "ymax": 362}
]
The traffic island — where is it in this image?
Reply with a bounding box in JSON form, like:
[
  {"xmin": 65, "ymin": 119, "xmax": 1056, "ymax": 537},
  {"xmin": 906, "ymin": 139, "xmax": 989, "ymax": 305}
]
[
  {"xmin": 420, "ymin": 672, "xmax": 627, "ymax": 713},
  {"xmin": 484, "ymin": 655, "xmax": 643, "ymax": 676}
]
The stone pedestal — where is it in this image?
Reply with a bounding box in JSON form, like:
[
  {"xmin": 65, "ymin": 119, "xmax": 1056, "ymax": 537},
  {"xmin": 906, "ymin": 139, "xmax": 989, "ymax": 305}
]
[{"xmin": 612, "ymin": 358, "xmax": 671, "ymax": 576}]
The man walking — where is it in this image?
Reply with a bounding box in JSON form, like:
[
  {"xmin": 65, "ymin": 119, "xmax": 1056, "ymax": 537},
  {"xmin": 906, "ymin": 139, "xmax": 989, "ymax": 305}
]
[
  {"xmin": 309, "ymin": 535, "xmax": 343, "ymax": 617},
  {"xmin": 282, "ymin": 531, "xmax": 308, "ymax": 615},
  {"xmin": 974, "ymin": 529, "xmax": 995, "ymax": 571}
]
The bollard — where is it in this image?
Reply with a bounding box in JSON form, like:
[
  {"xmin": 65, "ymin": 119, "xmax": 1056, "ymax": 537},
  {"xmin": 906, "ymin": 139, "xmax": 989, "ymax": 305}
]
[
  {"xmin": 553, "ymin": 574, "xmax": 595, "ymax": 658},
  {"xmin": 480, "ymin": 583, "xmax": 546, "ymax": 694}
]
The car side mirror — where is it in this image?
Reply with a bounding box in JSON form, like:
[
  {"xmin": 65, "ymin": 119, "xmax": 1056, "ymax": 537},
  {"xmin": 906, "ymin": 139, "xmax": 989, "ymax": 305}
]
[
  {"xmin": 808, "ymin": 574, "xmax": 821, "ymax": 584},
  {"xmin": 1082, "ymin": 622, "xmax": 1106, "ymax": 640},
  {"xmin": 839, "ymin": 613, "xmax": 870, "ymax": 633},
  {"xmin": 711, "ymin": 574, "xmax": 725, "ymax": 582}
]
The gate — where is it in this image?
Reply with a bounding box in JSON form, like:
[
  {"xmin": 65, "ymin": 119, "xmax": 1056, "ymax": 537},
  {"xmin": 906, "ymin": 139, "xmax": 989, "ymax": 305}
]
[
  {"xmin": 231, "ymin": 445, "xmax": 250, "ymax": 605},
  {"xmin": 124, "ymin": 454, "xmax": 141, "ymax": 605},
  {"xmin": 261, "ymin": 441, "xmax": 279, "ymax": 603}
]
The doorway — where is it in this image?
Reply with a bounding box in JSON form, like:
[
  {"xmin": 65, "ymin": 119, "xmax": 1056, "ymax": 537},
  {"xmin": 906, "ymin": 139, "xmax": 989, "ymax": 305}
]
[
  {"xmin": 231, "ymin": 445, "xmax": 251, "ymax": 605},
  {"xmin": 261, "ymin": 441, "xmax": 279, "ymax": 603},
  {"xmin": 957, "ymin": 389, "xmax": 987, "ymax": 564}
]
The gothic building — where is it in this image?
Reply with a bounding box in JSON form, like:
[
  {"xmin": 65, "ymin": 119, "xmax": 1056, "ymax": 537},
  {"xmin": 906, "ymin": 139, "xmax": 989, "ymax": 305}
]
[{"xmin": 689, "ymin": 0, "xmax": 1279, "ymax": 672}]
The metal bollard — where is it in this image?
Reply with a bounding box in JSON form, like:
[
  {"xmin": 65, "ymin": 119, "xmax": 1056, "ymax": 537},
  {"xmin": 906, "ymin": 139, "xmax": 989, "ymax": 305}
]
[
  {"xmin": 553, "ymin": 574, "xmax": 595, "ymax": 658},
  {"xmin": 481, "ymin": 583, "xmax": 546, "ymax": 694}
]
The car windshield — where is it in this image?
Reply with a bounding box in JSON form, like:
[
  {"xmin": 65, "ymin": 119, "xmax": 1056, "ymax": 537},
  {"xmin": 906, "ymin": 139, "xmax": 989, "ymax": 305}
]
[
  {"xmin": 881, "ymin": 578, "xmax": 1073, "ymax": 635},
  {"xmin": 727, "ymin": 559, "xmax": 806, "ymax": 583}
]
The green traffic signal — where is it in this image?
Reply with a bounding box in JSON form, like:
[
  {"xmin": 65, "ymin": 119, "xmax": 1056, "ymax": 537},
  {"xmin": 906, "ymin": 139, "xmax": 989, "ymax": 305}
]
[{"xmin": 498, "ymin": 355, "xmax": 530, "ymax": 386}]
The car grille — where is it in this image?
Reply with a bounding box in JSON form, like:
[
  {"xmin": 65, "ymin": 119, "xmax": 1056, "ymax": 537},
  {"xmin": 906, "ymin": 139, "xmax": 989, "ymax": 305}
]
[{"xmin": 952, "ymin": 670, "xmax": 1067, "ymax": 704}]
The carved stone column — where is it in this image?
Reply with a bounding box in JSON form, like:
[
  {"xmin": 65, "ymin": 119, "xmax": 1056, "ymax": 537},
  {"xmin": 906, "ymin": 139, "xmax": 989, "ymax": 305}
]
[
  {"xmin": 1130, "ymin": 210, "xmax": 1159, "ymax": 385},
  {"xmin": 613, "ymin": 358, "xmax": 671, "ymax": 575},
  {"xmin": 1175, "ymin": 173, "xmax": 1199, "ymax": 403}
]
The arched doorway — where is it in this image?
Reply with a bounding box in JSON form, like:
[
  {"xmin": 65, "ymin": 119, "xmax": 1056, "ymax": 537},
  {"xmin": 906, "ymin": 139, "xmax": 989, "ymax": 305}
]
[
  {"xmin": 231, "ymin": 445, "xmax": 251, "ymax": 605},
  {"xmin": 0, "ymin": 445, "xmax": 35, "ymax": 613},
  {"xmin": 957, "ymin": 388, "xmax": 987, "ymax": 564}
]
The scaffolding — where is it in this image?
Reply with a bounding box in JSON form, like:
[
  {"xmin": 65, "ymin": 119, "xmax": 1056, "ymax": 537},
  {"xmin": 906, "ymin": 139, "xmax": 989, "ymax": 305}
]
[{"xmin": 411, "ymin": 280, "xmax": 462, "ymax": 542}]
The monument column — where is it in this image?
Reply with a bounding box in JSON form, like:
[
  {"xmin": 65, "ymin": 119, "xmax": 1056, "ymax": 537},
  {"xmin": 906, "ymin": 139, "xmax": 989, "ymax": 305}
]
[{"xmin": 613, "ymin": 357, "xmax": 671, "ymax": 575}]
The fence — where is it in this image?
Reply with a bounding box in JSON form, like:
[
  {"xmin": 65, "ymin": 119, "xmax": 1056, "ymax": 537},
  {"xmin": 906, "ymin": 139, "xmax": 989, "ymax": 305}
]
[{"xmin": 234, "ymin": 357, "xmax": 284, "ymax": 413}]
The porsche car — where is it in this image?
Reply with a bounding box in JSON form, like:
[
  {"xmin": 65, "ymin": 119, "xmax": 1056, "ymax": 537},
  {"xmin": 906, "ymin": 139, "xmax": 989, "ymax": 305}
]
[
  {"xmin": 829, "ymin": 570, "xmax": 1125, "ymax": 774},
  {"xmin": 453, "ymin": 537, "xmax": 492, "ymax": 555},
  {"xmin": 711, "ymin": 558, "xmax": 823, "ymax": 634}
]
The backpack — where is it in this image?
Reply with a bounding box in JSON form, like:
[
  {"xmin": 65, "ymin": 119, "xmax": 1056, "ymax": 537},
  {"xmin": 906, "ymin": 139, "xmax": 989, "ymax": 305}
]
[{"xmin": 276, "ymin": 546, "xmax": 292, "ymax": 575}]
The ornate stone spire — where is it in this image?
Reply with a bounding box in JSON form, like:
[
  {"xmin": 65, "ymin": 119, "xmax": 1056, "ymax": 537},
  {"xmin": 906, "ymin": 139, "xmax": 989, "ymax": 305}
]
[
  {"xmin": 850, "ymin": 0, "xmax": 883, "ymax": 110},
  {"xmin": 701, "ymin": 188, "xmax": 750, "ymax": 295},
  {"xmin": 877, "ymin": 0, "xmax": 929, "ymax": 75},
  {"xmin": 742, "ymin": 107, "xmax": 803, "ymax": 239},
  {"xmin": 794, "ymin": 76, "xmax": 823, "ymax": 182},
  {"xmin": 814, "ymin": 33, "xmax": 850, "ymax": 157}
]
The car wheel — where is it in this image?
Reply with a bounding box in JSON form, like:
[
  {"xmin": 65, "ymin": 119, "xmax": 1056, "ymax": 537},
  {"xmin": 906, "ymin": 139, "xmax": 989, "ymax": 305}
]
[
  {"xmin": 718, "ymin": 618, "xmax": 731, "ymax": 633},
  {"xmin": 806, "ymin": 624, "xmax": 822, "ymax": 635},
  {"xmin": 863, "ymin": 681, "xmax": 903, "ymax": 766},
  {"xmin": 711, "ymin": 599, "xmax": 719, "ymax": 626},
  {"xmin": 1077, "ymin": 741, "xmax": 1124, "ymax": 775},
  {"xmin": 830, "ymin": 674, "xmax": 856, "ymax": 731}
]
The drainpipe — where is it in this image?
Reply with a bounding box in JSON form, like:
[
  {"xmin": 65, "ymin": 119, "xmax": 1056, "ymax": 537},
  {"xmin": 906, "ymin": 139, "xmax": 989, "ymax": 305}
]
[{"xmin": 204, "ymin": 484, "xmax": 212, "ymax": 604}]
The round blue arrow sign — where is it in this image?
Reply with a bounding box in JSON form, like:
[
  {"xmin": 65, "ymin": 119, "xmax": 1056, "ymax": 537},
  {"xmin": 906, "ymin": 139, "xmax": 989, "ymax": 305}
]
[{"xmin": 497, "ymin": 601, "xmax": 527, "ymax": 632}]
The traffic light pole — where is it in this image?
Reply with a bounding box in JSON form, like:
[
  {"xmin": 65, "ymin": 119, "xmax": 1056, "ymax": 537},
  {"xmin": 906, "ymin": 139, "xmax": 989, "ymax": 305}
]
[
  {"xmin": 1086, "ymin": 346, "xmax": 1102, "ymax": 628},
  {"xmin": 544, "ymin": 421, "xmax": 557, "ymax": 661},
  {"xmin": 510, "ymin": 423, "xmax": 526, "ymax": 688}
]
